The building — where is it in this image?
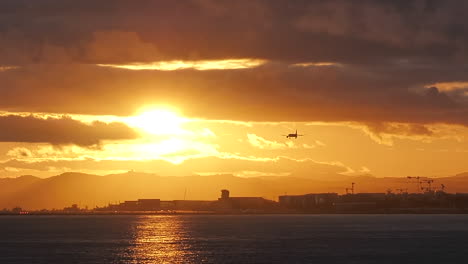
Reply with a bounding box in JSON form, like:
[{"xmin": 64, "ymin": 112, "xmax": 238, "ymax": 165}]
[
  {"xmin": 120, "ymin": 201, "xmax": 138, "ymax": 211},
  {"xmin": 63, "ymin": 204, "xmax": 82, "ymax": 212},
  {"xmin": 173, "ymin": 200, "xmax": 215, "ymax": 211},
  {"xmin": 218, "ymin": 189, "xmax": 277, "ymax": 211},
  {"xmin": 103, "ymin": 199, "xmax": 161, "ymax": 211},
  {"xmin": 279, "ymin": 193, "xmax": 338, "ymax": 211},
  {"xmin": 138, "ymin": 199, "xmax": 161, "ymax": 211},
  {"xmin": 334, "ymin": 202, "xmax": 378, "ymax": 212}
]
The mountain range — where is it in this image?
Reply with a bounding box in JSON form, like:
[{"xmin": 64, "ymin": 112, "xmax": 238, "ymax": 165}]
[{"xmin": 2, "ymin": 172, "xmax": 468, "ymax": 210}]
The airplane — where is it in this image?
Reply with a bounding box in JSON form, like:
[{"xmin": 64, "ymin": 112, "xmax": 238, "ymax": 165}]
[{"xmin": 282, "ymin": 129, "xmax": 304, "ymax": 139}]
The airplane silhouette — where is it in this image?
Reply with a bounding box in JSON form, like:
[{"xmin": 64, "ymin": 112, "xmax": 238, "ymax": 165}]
[{"xmin": 282, "ymin": 129, "xmax": 304, "ymax": 139}]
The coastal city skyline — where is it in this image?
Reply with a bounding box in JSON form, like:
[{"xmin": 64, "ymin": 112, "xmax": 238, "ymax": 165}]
[{"xmin": 3, "ymin": 1, "xmax": 468, "ymax": 263}]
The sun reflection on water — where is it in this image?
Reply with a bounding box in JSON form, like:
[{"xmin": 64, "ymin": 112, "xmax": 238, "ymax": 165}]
[{"xmin": 122, "ymin": 216, "xmax": 191, "ymax": 264}]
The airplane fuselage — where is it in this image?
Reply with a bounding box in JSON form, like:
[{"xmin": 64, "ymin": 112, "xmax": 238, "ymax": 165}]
[{"xmin": 285, "ymin": 129, "xmax": 303, "ymax": 139}]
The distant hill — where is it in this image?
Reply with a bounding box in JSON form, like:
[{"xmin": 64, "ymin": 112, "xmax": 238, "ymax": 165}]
[
  {"xmin": 453, "ymin": 172, "xmax": 468, "ymax": 178},
  {"xmin": 1, "ymin": 171, "xmax": 468, "ymax": 210}
]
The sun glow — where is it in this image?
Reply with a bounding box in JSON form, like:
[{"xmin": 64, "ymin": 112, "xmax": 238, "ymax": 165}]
[
  {"xmin": 127, "ymin": 108, "xmax": 187, "ymax": 135},
  {"xmin": 97, "ymin": 58, "xmax": 266, "ymax": 71}
]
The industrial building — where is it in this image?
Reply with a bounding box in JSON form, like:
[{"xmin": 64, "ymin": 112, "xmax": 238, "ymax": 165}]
[
  {"xmin": 102, "ymin": 199, "xmax": 161, "ymax": 211},
  {"xmin": 96, "ymin": 190, "xmax": 277, "ymax": 213},
  {"xmin": 279, "ymin": 193, "xmax": 338, "ymax": 211},
  {"xmin": 218, "ymin": 189, "xmax": 277, "ymax": 211},
  {"xmin": 64, "ymin": 187, "xmax": 468, "ymax": 215}
]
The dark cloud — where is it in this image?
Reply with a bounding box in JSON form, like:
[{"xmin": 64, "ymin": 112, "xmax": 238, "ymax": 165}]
[
  {"xmin": 1, "ymin": 63, "xmax": 468, "ymax": 125},
  {"xmin": 363, "ymin": 122, "xmax": 434, "ymax": 140},
  {"xmin": 294, "ymin": 0, "xmax": 463, "ymax": 47},
  {"xmin": 1, "ymin": 0, "xmax": 468, "ymax": 64},
  {"xmin": 0, "ymin": 115, "xmax": 138, "ymax": 146}
]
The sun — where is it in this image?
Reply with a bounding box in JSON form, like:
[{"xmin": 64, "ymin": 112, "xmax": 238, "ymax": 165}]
[{"xmin": 127, "ymin": 108, "xmax": 187, "ymax": 135}]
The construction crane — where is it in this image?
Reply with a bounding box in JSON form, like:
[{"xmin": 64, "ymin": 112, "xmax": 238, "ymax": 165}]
[
  {"xmin": 420, "ymin": 179, "xmax": 434, "ymax": 193},
  {"xmin": 431, "ymin": 184, "xmax": 446, "ymax": 193},
  {"xmin": 407, "ymin": 176, "xmax": 422, "ymax": 193},
  {"xmin": 345, "ymin": 182, "xmax": 355, "ymax": 195},
  {"xmin": 395, "ymin": 188, "xmax": 408, "ymax": 194}
]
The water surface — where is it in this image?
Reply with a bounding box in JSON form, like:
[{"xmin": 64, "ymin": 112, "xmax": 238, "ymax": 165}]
[{"xmin": 1, "ymin": 214, "xmax": 467, "ymax": 263}]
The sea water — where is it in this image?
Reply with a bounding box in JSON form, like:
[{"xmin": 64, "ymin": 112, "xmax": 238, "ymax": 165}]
[{"xmin": 1, "ymin": 214, "xmax": 467, "ymax": 263}]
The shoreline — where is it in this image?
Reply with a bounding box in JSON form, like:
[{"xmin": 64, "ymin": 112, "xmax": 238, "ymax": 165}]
[{"xmin": 2, "ymin": 209, "xmax": 468, "ymax": 216}]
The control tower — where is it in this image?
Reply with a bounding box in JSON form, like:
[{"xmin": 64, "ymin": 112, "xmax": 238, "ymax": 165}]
[{"xmin": 220, "ymin": 189, "xmax": 230, "ymax": 200}]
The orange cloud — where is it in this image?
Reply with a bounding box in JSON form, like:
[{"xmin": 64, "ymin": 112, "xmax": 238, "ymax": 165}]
[
  {"xmin": 353, "ymin": 122, "xmax": 466, "ymax": 146},
  {"xmin": 1, "ymin": 63, "xmax": 467, "ymax": 126},
  {"xmin": 247, "ymin": 134, "xmax": 292, "ymax": 150}
]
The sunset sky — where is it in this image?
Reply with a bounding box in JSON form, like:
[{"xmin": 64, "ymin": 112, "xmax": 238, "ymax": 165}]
[{"xmin": 1, "ymin": 0, "xmax": 468, "ymax": 179}]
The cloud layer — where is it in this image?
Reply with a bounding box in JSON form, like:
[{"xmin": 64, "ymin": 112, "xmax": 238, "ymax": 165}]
[
  {"xmin": 1, "ymin": 63, "xmax": 468, "ymax": 125},
  {"xmin": 0, "ymin": 115, "xmax": 138, "ymax": 146},
  {"xmin": 1, "ymin": 1, "xmax": 468, "ymax": 125},
  {"xmin": 2, "ymin": 0, "xmax": 468, "ymax": 63}
]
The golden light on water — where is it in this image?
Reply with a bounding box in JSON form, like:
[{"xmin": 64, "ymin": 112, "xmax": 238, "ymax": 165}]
[{"xmin": 131, "ymin": 216, "xmax": 189, "ymax": 263}]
